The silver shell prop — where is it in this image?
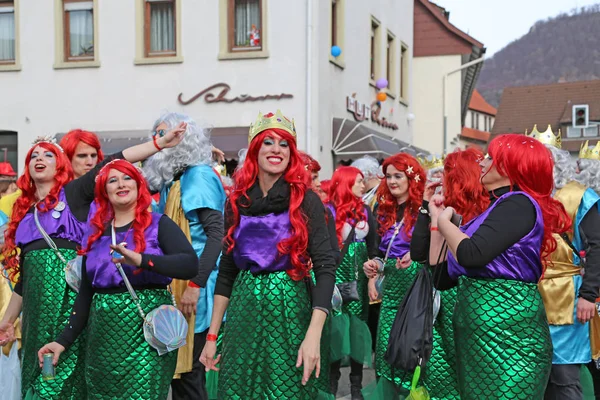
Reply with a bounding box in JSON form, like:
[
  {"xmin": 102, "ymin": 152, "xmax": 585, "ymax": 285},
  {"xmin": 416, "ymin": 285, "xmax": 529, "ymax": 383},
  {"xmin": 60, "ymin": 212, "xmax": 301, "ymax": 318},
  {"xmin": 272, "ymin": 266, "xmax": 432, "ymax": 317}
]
[{"xmin": 143, "ymin": 304, "xmax": 188, "ymax": 355}]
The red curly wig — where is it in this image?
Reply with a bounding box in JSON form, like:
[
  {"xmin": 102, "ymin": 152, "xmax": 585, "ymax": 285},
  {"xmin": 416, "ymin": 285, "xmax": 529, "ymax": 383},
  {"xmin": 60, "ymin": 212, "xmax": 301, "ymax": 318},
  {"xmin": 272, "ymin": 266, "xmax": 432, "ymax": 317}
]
[
  {"xmin": 376, "ymin": 153, "xmax": 425, "ymax": 237},
  {"xmin": 329, "ymin": 166, "xmax": 366, "ymax": 247},
  {"xmin": 2, "ymin": 142, "xmax": 74, "ymax": 279},
  {"xmin": 226, "ymin": 126, "xmax": 309, "ymax": 281},
  {"xmin": 320, "ymin": 179, "xmax": 331, "ymax": 203},
  {"xmin": 81, "ymin": 160, "xmax": 152, "ymax": 255},
  {"xmin": 59, "ymin": 129, "xmax": 104, "ymax": 165},
  {"xmin": 443, "ymin": 148, "xmax": 489, "ymax": 223},
  {"xmin": 487, "ymin": 134, "xmax": 571, "ymax": 265}
]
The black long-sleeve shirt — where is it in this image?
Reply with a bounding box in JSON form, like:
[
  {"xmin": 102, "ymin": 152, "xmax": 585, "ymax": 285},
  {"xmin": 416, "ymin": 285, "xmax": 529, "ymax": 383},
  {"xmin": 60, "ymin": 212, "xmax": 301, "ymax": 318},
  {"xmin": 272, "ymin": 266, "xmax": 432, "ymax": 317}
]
[
  {"xmin": 14, "ymin": 152, "xmax": 124, "ymax": 295},
  {"xmin": 410, "ymin": 200, "xmax": 431, "ymax": 263},
  {"xmin": 214, "ymin": 179, "xmax": 337, "ymax": 311},
  {"xmin": 190, "ymin": 208, "xmax": 224, "ymax": 288},
  {"xmin": 325, "ymin": 207, "xmax": 341, "ymax": 265},
  {"xmin": 364, "ymin": 206, "xmax": 379, "ymax": 260},
  {"xmin": 578, "ymin": 205, "xmax": 600, "ymax": 302},
  {"xmin": 56, "ymin": 215, "xmax": 197, "ymax": 349}
]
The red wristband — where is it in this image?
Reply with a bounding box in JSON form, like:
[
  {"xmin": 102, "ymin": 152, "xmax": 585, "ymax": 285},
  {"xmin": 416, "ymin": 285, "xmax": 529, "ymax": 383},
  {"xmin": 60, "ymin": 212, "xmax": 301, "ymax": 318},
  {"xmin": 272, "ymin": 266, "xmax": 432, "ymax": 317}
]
[
  {"xmin": 187, "ymin": 281, "xmax": 200, "ymax": 288},
  {"xmin": 152, "ymin": 135, "xmax": 162, "ymax": 151},
  {"xmin": 206, "ymin": 334, "xmax": 218, "ymax": 342},
  {"xmin": 430, "ymin": 226, "xmax": 439, "ymax": 232}
]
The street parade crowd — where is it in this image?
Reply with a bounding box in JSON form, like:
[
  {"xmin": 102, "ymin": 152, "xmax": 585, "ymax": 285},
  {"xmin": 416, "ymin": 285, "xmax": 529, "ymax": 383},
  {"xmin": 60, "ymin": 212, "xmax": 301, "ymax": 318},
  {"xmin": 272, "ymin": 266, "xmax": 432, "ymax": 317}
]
[{"xmin": 0, "ymin": 110, "xmax": 599, "ymax": 400}]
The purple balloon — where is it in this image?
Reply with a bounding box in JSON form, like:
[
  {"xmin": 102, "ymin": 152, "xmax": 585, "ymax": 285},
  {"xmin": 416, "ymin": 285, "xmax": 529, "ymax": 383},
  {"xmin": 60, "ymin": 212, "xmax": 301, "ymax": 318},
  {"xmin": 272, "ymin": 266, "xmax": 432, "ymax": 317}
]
[{"xmin": 376, "ymin": 78, "xmax": 388, "ymax": 89}]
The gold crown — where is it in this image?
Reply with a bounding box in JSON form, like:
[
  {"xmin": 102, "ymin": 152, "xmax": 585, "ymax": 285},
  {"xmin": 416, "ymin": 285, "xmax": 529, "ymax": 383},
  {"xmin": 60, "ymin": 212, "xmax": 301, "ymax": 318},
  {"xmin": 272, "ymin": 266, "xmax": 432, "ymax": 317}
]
[
  {"xmin": 248, "ymin": 110, "xmax": 296, "ymax": 143},
  {"xmin": 579, "ymin": 141, "xmax": 600, "ymax": 160},
  {"xmin": 417, "ymin": 154, "xmax": 445, "ymax": 170},
  {"xmin": 525, "ymin": 124, "xmax": 562, "ymax": 149}
]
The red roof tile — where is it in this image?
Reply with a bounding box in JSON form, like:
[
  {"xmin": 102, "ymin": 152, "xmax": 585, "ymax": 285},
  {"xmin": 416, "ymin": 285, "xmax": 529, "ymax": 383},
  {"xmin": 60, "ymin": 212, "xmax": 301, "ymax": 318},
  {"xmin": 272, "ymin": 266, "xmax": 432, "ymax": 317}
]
[
  {"xmin": 469, "ymin": 90, "xmax": 497, "ymax": 116},
  {"xmin": 461, "ymin": 127, "xmax": 490, "ymax": 142}
]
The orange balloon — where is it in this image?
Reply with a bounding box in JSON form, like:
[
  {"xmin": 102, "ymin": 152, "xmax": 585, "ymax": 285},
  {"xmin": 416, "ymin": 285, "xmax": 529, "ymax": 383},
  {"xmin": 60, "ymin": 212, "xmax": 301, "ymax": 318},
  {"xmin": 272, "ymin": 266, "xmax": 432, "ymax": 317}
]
[{"xmin": 376, "ymin": 92, "xmax": 387, "ymax": 102}]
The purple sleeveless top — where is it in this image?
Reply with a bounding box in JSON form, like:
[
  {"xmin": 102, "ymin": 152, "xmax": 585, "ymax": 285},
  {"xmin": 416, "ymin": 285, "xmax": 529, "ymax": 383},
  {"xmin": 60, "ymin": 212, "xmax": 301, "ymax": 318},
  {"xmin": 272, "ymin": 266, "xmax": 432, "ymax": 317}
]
[
  {"xmin": 447, "ymin": 191, "xmax": 544, "ymax": 283},
  {"xmin": 15, "ymin": 188, "xmax": 86, "ymax": 247},
  {"xmin": 84, "ymin": 213, "xmax": 170, "ymax": 289},
  {"xmin": 232, "ymin": 212, "xmax": 292, "ymax": 274},
  {"xmin": 379, "ymin": 222, "xmax": 413, "ymax": 259}
]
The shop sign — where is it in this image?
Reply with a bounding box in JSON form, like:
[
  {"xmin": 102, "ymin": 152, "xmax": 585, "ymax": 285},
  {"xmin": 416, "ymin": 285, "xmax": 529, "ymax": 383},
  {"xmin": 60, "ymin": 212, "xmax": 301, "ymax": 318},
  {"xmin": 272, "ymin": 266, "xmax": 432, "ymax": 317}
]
[
  {"xmin": 346, "ymin": 95, "xmax": 398, "ymax": 130},
  {"xmin": 178, "ymin": 83, "xmax": 293, "ymax": 106}
]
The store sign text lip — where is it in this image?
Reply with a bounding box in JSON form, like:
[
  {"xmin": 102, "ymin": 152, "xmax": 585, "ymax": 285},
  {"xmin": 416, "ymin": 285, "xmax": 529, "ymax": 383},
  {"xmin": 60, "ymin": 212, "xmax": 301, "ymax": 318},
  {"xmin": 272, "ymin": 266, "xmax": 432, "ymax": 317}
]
[
  {"xmin": 178, "ymin": 83, "xmax": 293, "ymax": 105},
  {"xmin": 346, "ymin": 96, "xmax": 398, "ymax": 130}
]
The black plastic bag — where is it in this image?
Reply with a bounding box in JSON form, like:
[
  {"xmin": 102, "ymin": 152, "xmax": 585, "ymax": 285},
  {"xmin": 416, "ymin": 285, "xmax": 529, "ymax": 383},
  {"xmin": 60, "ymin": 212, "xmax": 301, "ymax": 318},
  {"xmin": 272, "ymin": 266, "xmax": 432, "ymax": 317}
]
[{"xmin": 385, "ymin": 266, "xmax": 434, "ymax": 372}]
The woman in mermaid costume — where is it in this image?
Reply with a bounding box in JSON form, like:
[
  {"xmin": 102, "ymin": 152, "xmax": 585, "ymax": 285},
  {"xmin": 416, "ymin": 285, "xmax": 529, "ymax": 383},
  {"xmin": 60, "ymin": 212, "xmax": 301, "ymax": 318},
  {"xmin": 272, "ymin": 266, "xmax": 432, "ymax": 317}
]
[
  {"xmin": 410, "ymin": 148, "xmax": 489, "ymax": 400},
  {"xmin": 362, "ymin": 153, "xmax": 425, "ymax": 397},
  {"xmin": 430, "ymin": 134, "xmax": 571, "ymax": 400},
  {"xmin": 0, "ymin": 129, "xmax": 185, "ymax": 399},
  {"xmin": 200, "ymin": 110, "xmax": 337, "ymax": 399},
  {"xmin": 38, "ymin": 160, "xmax": 197, "ymax": 400},
  {"xmin": 327, "ymin": 166, "xmax": 377, "ymax": 399}
]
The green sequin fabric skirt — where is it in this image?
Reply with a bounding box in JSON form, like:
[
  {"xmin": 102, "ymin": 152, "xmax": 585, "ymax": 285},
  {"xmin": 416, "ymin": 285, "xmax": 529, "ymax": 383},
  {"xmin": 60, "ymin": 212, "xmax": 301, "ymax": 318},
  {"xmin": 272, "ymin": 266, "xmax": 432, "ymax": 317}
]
[
  {"xmin": 374, "ymin": 260, "xmax": 420, "ymax": 392},
  {"xmin": 21, "ymin": 249, "xmax": 87, "ymax": 400},
  {"xmin": 219, "ymin": 270, "xmax": 333, "ymax": 400},
  {"xmin": 423, "ymin": 285, "xmax": 459, "ymax": 400},
  {"xmin": 331, "ymin": 241, "xmax": 372, "ymax": 365},
  {"xmin": 86, "ymin": 289, "xmax": 177, "ymax": 400},
  {"xmin": 453, "ymin": 276, "xmax": 552, "ymax": 400}
]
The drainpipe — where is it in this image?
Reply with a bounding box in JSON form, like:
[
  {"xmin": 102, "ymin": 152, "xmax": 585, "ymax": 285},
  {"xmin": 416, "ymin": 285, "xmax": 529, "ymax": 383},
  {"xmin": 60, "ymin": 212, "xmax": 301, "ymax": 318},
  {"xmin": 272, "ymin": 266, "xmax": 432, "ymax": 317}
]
[
  {"xmin": 305, "ymin": 0, "xmax": 313, "ymax": 153},
  {"xmin": 442, "ymin": 56, "xmax": 485, "ymax": 153}
]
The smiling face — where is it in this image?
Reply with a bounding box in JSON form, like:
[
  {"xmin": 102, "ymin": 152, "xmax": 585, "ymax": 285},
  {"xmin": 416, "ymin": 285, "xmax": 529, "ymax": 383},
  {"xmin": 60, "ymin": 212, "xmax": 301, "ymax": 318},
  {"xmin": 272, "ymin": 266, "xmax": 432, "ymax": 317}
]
[
  {"xmin": 351, "ymin": 173, "xmax": 365, "ymax": 197},
  {"xmin": 386, "ymin": 165, "xmax": 409, "ymax": 201},
  {"xmin": 105, "ymin": 168, "xmax": 138, "ymax": 210},
  {"xmin": 28, "ymin": 145, "xmax": 57, "ymax": 184},
  {"xmin": 257, "ymin": 131, "xmax": 291, "ymax": 176},
  {"xmin": 71, "ymin": 142, "xmax": 99, "ymax": 178}
]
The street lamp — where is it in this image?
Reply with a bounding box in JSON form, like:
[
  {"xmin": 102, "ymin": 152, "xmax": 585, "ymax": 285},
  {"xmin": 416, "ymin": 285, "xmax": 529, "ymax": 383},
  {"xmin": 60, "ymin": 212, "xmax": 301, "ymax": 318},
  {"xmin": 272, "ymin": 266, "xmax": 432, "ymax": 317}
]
[{"xmin": 442, "ymin": 56, "xmax": 485, "ymax": 153}]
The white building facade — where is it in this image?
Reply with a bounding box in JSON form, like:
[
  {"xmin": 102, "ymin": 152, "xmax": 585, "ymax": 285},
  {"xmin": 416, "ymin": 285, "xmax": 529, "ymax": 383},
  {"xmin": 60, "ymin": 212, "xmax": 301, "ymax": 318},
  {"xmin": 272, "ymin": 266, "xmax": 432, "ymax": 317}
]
[{"xmin": 0, "ymin": 0, "xmax": 417, "ymax": 177}]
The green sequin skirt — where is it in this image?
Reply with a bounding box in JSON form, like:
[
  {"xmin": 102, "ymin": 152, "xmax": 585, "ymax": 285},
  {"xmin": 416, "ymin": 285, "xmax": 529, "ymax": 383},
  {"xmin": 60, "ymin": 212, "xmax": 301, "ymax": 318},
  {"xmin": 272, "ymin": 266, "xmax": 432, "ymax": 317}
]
[
  {"xmin": 219, "ymin": 270, "xmax": 333, "ymax": 400},
  {"xmin": 331, "ymin": 241, "xmax": 372, "ymax": 365},
  {"xmin": 423, "ymin": 285, "xmax": 459, "ymax": 400},
  {"xmin": 21, "ymin": 249, "xmax": 87, "ymax": 400},
  {"xmin": 453, "ymin": 276, "xmax": 552, "ymax": 400},
  {"xmin": 374, "ymin": 260, "xmax": 420, "ymax": 392},
  {"xmin": 86, "ymin": 289, "xmax": 177, "ymax": 400}
]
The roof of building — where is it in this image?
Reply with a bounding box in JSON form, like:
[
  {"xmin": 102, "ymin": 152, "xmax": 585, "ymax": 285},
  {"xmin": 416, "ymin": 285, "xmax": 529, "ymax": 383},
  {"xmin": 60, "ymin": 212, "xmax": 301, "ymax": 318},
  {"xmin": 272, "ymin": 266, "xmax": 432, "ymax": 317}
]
[
  {"xmin": 469, "ymin": 89, "xmax": 497, "ymax": 116},
  {"xmin": 461, "ymin": 127, "xmax": 490, "ymax": 142},
  {"xmin": 414, "ymin": 0, "xmax": 483, "ymax": 57},
  {"xmin": 491, "ymin": 80, "xmax": 600, "ymax": 136}
]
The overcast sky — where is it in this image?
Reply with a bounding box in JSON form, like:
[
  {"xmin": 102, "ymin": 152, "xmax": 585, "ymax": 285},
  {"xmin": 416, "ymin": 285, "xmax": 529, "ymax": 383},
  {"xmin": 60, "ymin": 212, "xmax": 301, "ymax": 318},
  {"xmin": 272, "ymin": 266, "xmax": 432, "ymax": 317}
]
[{"xmin": 435, "ymin": 0, "xmax": 600, "ymax": 56}]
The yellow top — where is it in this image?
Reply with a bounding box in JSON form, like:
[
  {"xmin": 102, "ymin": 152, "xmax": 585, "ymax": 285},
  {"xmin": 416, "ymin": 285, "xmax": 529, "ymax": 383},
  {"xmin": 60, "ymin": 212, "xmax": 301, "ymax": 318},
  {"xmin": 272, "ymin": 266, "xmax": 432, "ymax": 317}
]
[{"xmin": 0, "ymin": 190, "xmax": 21, "ymax": 218}]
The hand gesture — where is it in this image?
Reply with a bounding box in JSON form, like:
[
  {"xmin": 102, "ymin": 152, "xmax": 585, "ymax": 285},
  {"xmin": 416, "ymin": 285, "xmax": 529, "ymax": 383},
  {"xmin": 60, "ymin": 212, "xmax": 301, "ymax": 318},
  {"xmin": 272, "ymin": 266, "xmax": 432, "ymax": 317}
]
[
  {"xmin": 368, "ymin": 278, "xmax": 379, "ymax": 302},
  {"xmin": 577, "ymin": 298, "xmax": 597, "ymax": 324},
  {"xmin": 396, "ymin": 252, "xmax": 412, "ymax": 269},
  {"xmin": 110, "ymin": 243, "xmax": 142, "ymax": 267},
  {"xmin": 200, "ymin": 340, "xmax": 221, "ymax": 372},
  {"xmin": 179, "ymin": 286, "xmax": 201, "ymax": 318},
  {"xmin": 0, "ymin": 320, "xmax": 15, "ymax": 346},
  {"xmin": 212, "ymin": 146, "xmax": 226, "ymax": 163},
  {"xmin": 424, "ymin": 182, "xmax": 441, "ymax": 202},
  {"xmin": 363, "ymin": 259, "xmax": 379, "ymax": 279},
  {"xmin": 38, "ymin": 342, "xmax": 65, "ymax": 367},
  {"xmin": 296, "ymin": 330, "xmax": 321, "ymax": 386},
  {"xmin": 158, "ymin": 122, "xmax": 187, "ymax": 149},
  {"xmin": 439, "ymin": 206, "xmax": 456, "ymax": 223}
]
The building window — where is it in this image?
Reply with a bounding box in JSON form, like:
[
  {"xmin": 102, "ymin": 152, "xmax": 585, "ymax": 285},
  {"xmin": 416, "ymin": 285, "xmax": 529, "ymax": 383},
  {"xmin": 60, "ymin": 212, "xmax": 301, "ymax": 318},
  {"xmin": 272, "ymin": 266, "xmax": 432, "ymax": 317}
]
[
  {"xmin": 331, "ymin": 0, "xmax": 337, "ymax": 48},
  {"xmin": 63, "ymin": 0, "xmax": 94, "ymax": 61},
  {"xmin": 470, "ymin": 112, "xmax": 474, "ymax": 128},
  {"xmin": 0, "ymin": 131, "xmax": 18, "ymax": 172},
  {"xmin": 484, "ymin": 115, "xmax": 488, "ymax": 131},
  {"xmin": 399, "ymin": 43, "xmax": 408, "ymax": 102},
  {"xmin": 0, "ymin": 1, "xmax": 15, "ymax": 64},
  {"xmin": 228, "ymin": 0, "xmax": 261, "ymax": 51},
  {"xmin": 145, "ymin": 0, "xmax": 176, "ymax": 57},
  {"xmin": 329, "ymin": 0, "xmax": 344, "ymax": 67},
  {"xmin": 370, "ymin": 18, "xmax": 380, "ymax": 81},
  {"xmin": 386, "ymin": 32, "xmax": 396, "ymax": 93}
]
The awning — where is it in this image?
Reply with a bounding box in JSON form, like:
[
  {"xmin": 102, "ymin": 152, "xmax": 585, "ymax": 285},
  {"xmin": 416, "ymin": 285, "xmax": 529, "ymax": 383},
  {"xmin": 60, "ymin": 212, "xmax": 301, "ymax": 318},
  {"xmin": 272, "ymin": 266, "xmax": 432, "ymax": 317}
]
[
  {"xmin": 56, "ymin": 127, "xmax": 249, "ymax": 160},
  {"xmin": 331, "ymin": 118, "xmax": 427, "ymax": 161}
]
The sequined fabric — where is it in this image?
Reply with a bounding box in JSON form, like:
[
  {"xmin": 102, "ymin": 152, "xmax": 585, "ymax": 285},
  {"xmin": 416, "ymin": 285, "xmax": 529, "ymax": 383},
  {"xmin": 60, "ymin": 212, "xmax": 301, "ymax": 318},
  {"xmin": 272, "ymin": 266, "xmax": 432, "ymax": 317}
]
[
  {"xmin": 20, "ymin": 249, "xmax": 87, "ymax": 400},
  {"xmin": 219, "ymin": 270, "xmax": 333, "ymax": 399},
  {"xmin": 453, "ymin": 276, "xmax": 552, "ymax": 400},
  {"xmin": 374, "ymin": 260, "xmax": 420, "ymax": 391},
  {"xmin": 423, "ymin": 285, "xmax": 459, "ymax": 400},
  {"xmin": 86, "ymin": 289, "xmax": 177, "ymax": 399}
]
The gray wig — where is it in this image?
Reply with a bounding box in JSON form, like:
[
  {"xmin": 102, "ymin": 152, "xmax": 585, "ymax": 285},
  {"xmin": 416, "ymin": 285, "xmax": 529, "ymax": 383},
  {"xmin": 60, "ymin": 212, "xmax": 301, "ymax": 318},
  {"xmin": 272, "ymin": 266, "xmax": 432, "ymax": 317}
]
[
  {"xmin": 576, "ymin": 159, "xmax": 600, "ymax": 194},
  {"xmin": 546, "ymin": 145, "xmax": 577, "ymax": 191},
  {"xmin": 142, "ymin": 112, "xmax": 213, "ymax": 192},
  {"xmin": 351, "ymin": 155, "xmax": 382, "ymax": 180}
]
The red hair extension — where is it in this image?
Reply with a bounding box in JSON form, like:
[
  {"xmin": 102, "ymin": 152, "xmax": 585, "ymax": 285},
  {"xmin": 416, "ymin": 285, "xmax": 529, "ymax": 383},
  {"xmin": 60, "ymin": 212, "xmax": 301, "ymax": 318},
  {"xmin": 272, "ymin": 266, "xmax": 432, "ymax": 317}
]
[
  {"xmin": 320, "ymin": 179, "xmax": 331, "ymax": 203},
  {"xmin": 488, "ymin": 134, "xmax": 571, "ymax": 266},
  {"xmin": 376, "ymin": 153, "xmax": 425, "ymax": 237},
  {"xmin": 59, "ymin": 129, "xmax": 105, "ymax": 164},
  {"xmin": 329, "ymin": 166, "xmax": 366, "ymax": 247},
  {"xmin": 443, "ymin": 148, "xmax": 489, "ymax": 223},
  {"xmin": 226, "ymin": 127, "xmax": 309, "ymax": 281},
  {"xmin": 2, "ymin": 143, "xmax": 73, "ymax": 279},
  {"xmin": 81, "ymin": 160, "xmax": 152, "ymax": 255}
]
